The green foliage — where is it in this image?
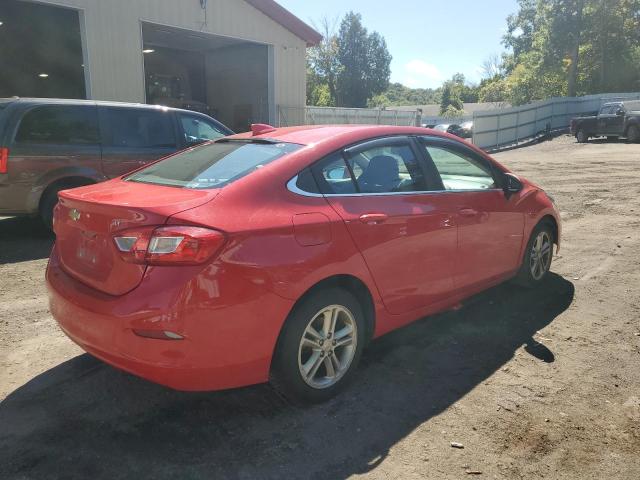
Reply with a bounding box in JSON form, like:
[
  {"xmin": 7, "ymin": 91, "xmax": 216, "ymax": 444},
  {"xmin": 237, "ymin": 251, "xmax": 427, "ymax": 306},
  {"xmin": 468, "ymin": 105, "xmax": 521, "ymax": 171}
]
[
  {"xmin": 367, "ymin": 82, "xmax": 441, "ymax": 107},
  {"xmin": 440, "ymin": 74, "xmax": 472, "ymax": 114},
  {"xmin": 502, "ymin": 0, "xmax": 640, "ymax": 104},
  {"xmin": 335, "ymin": 12, "xmax": 392, "ymax": 107},
  {"xmin": 307, "ymin": 12, "xmax": 392, "ymax": 107},
  {"xmin": 442, "ymin": 105, "xmax": 466, "ymax": 119}
]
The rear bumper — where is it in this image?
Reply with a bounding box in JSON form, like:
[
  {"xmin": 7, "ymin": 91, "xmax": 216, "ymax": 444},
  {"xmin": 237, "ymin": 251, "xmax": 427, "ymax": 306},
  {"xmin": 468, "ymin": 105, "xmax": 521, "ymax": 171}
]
[{"xmin": 46, "ymin": 245, "xmax": 294, "ymax": 391}]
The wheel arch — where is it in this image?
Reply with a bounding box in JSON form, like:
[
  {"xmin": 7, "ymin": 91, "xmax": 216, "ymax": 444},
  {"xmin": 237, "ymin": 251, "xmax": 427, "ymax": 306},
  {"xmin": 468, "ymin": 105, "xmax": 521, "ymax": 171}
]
[
  {"xmin": 277, "ymin": 274, "xmax": 377, "ymax": 351},
  {"xmin": 38, "ymin": 175, "xmax": 97, "ymax": 213},
  {"xmin": 539, "ymin": 214, "xmax": 559, "ymax": 245},
  {"xmin": 624, "ymin": 120, "xmax": 639, "ymax": 137}
]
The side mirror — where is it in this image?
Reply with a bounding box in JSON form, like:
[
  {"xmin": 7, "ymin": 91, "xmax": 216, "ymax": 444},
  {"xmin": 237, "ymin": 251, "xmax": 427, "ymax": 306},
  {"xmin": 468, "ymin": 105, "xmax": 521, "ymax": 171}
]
[
  {"xmin": 616, "ymin": 109, "xmax": 625, "ymax": 116},
  {"xmin": 503, "ymin": 172, "xmax": 523, "ymax": 198}
]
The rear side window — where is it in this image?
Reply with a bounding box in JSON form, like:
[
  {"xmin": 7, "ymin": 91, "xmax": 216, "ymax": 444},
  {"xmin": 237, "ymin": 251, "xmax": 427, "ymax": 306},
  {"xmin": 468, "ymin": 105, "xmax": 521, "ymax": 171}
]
[
  {"xmin": 178, "ymin": 113, "xmax": 227, "ymax": 144},
  {"xmin": 346, "ymin": 144, "xmax": 427, "ymax": 193},
  {"xmin": 103, "ymin": 108, "xmax": 176, "ymax": 148},
  {"xmin": 126, "ymin": 140, "xmax": 301, "ymax": 189},
  {"xmin": 15, "ymin": 105, "xmax": 99, "ymax": 144}
]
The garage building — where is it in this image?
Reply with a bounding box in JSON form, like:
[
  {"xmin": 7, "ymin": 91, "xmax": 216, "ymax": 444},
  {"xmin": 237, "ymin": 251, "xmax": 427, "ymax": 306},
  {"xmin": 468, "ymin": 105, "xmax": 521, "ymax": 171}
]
[{"xmin": 0, "ymin": 0, "xmax": 320, "ymax": 131}]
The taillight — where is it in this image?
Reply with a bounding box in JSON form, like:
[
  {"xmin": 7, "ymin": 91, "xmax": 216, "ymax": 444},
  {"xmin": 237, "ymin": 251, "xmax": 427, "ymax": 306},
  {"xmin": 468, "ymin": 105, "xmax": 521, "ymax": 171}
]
[
  {"xmin": 0, "ymin": 147, "xmax": 8, "ymax": 174},
  {"xmin": 113, "ymin": 226, "xmax": 226, "ymax": 265}
]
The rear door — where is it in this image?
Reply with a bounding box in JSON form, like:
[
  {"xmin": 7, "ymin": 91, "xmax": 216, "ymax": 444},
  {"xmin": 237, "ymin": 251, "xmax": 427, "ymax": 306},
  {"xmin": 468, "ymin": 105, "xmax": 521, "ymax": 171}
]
[
  {"xmin": 314, "ymin": 136, "xmax": 457, "ymax": 315},
  {"xmin": 99, "ymin": 106, "xmax": 179, "ymax": 178},
  {"xmin": 418, "ymin": 137, "xmax": 524, "ymax": 291},
  {"xmin": 606, "ymin": 104, "xmax": 625, "ymax": 135},
  {"xmin": 597, "ymin": 105, "xmax": 613, "ymax": 134}
]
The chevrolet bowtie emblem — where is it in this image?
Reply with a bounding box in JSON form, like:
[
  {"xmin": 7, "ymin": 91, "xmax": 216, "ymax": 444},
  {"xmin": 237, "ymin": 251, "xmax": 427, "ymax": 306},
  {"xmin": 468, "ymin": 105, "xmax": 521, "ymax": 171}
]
[{"xmin": 69, "ymin": 209, "xmax": 81, "ymax": 221}]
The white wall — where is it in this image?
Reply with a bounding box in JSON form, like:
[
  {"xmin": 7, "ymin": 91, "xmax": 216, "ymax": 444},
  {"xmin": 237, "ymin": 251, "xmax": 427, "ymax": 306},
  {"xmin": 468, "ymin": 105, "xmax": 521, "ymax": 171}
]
[{"xmin": 32, "ymin": 0, "xmax": 307, "ymax": 113}]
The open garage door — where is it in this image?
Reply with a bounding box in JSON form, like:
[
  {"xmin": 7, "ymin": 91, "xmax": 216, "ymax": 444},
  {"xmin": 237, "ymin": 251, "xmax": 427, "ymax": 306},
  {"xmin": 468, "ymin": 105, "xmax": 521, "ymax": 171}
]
[
  {"xmin": 142, "ymin": 23, "xmax": 272, "ymax": 133},
  {"xmin": 0, "ymin": 0, "xmax": 87, "ymax": 99}
]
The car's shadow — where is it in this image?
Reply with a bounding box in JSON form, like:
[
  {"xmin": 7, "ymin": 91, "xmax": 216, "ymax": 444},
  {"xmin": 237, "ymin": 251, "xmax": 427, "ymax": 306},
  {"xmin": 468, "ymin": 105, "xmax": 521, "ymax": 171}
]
[
  {"xmin": 0, "ymin": 216, "xmax": 53, "ymax": 264},
  {"xmin": 0, "ymin": 274, "xmax": 574, "ymax": 480}
]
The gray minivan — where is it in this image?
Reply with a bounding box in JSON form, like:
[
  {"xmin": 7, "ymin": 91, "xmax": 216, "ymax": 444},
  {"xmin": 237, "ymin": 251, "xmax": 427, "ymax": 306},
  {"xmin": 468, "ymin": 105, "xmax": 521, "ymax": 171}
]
[{"xmin": 0, "ymin": 98, "xmax": 233, "ymax": 227}]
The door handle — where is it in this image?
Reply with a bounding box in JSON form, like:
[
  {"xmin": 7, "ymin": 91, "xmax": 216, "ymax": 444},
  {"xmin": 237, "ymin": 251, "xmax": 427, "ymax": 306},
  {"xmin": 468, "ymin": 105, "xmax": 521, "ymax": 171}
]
[
  {"xmin": 359, "ymin": 213, "xmax": 388, "ymax": 225},
  {"xmin": 458, "ymin": 208, "xmax": 479, "ymax": 217}
]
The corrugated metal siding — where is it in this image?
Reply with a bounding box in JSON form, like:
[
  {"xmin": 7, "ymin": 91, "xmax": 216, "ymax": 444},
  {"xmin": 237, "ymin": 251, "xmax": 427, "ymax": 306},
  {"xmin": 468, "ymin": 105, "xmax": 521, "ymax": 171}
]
[{"xmin": 30, "ymin": 0, "xmax": 307, "ymax": 110}]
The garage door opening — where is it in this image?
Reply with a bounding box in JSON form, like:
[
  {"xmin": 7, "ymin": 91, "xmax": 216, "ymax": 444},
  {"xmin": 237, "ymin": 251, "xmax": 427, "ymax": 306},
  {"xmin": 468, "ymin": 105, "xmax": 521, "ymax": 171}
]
[
  {"xmin": 142, "ymin": 23, "xmax": 272, "ymax": 132},
  {"xmin": 0, "ymin": 0, "xmax": 87, "ymax": 99}
]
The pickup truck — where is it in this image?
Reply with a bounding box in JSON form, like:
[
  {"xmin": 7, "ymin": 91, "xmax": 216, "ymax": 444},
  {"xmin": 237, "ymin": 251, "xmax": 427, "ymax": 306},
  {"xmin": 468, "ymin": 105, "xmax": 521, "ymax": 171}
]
[{"xmin": 570, "ymin": 101, "xmax": 640, "ymax": 143}]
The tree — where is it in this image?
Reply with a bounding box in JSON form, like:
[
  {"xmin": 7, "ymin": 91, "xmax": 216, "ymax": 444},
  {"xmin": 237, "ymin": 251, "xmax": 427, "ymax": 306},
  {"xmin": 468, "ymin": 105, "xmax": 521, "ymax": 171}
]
[
  {"xmin": 335, "ymin": 12, "xmax": 392, "ymax": 107},
  {"xmin": 367, "ymin": 82, "xmax": 441, "ymax": 107},
  {"xmin": 306, "ymin": 12, "xmax": 392, "ymax": 107},
  {"xmin": 439, "ymin": 74, "xmax": 474, "ymax": 114},
  {"xmin": 502, "ymin": 0, "xmax": 640, "ymax": 104}
]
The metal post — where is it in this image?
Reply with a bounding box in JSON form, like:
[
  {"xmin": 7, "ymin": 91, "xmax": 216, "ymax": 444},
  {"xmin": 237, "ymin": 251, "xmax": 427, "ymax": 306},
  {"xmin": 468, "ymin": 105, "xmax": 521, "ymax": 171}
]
[{"xmin": 496, "ymin": 112, "xmax": 501, "ymax": 149}]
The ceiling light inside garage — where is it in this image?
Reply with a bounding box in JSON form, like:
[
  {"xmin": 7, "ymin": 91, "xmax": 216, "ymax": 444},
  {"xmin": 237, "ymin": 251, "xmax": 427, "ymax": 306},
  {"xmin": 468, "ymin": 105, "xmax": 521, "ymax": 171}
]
[
  {"xmin": 38, "ymin": 73, "xmax": 49, "ymax": 78},
  {"xmin": 143, "ymin": 49, "xmax": 155, "ymax": 54}
]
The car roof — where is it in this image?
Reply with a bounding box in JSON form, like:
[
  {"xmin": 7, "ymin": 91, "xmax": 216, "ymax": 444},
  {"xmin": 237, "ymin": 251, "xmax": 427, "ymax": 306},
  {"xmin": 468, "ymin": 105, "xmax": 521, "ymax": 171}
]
[
  {"xmin": 226, "ymin": 124, "xmax": 481, "ymax": 152},
  {"xmin": 0, "ymin": 97, "xmax": 211, "ymax": 116}
]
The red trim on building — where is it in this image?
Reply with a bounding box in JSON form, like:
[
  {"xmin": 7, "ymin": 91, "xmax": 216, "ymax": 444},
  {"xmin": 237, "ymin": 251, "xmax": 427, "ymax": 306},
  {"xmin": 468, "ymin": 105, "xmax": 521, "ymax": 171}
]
[{"xmin": 245, "ymin": 0, "xmax": 322, "ymax": 46}]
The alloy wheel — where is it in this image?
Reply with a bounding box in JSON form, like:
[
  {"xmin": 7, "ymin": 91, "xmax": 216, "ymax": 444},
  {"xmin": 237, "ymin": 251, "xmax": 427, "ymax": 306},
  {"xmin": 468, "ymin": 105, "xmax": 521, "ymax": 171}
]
[
  {"xmin": 529, "ymin": 231, "xmax": 552, "ymax": 280},
  {"xmin": 297, "ymin": 305, "xmax": 358, "ymax": 389}
]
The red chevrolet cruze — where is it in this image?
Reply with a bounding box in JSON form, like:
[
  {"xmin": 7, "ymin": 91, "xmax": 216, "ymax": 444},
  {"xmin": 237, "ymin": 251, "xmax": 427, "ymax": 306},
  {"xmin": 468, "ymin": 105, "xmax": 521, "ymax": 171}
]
[{"xmin": 47, "ymin": 125, "xmax": 560, "ymax": 403}]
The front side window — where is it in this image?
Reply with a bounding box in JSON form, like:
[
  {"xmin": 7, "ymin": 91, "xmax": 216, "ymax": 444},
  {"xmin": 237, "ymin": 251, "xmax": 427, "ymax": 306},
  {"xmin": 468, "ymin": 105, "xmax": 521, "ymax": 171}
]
[
  {"xmin": 423, "ymin": 143, "xmax": 497, "ymax": 191},
  {"xmin": 127, "ymin": 140, "xmax": 301, "ymax": 189},
  {"xmin": 347, "ymin": 143, "xmax": 427, "ymax": 193},
  {"xmin": 103, "ymin": 108, "xmax": 176, "ymax": 148},
  {"xmin": 15, "ymin": 105, "xmax": 98, "ymax": 144},
  {"xmin": 179, "ymin": 114, "xmax": 226, "ymax": 144}
]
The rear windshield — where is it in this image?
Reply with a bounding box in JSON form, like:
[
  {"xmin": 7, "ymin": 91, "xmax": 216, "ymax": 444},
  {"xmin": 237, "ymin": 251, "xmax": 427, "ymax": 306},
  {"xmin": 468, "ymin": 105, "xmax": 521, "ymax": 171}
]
[{"xmin": 126, "ymin": 140, "xmax": 301, "ymax": 189}]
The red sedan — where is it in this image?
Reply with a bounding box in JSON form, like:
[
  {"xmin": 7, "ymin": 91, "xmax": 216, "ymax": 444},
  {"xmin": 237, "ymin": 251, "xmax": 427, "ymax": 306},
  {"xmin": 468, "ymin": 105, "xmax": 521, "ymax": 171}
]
[{"xmin": 47, "ymin": 124, "xmax": 560, "ymax": 403}]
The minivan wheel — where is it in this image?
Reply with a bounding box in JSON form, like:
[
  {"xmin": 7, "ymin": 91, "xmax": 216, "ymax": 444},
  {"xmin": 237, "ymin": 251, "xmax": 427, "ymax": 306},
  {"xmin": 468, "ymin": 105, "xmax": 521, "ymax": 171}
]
[
  {"xmin": 576, "ymin": 129, "xmax": 588, "ymax": 143},
  {"xmin": 513, "ymin": 221, "xmax": 554, "ymax": 288},
  {"xmin": 271, "ymin": 288, "xmax": 365, "ymax": 404},
  {"xmin": 627, "ymin": 125, "xmax": 640, "ymax": 143}
]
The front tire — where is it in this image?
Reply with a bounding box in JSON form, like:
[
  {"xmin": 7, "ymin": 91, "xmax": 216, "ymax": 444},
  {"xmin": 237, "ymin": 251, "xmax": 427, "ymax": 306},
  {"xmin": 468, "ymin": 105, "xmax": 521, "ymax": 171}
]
[
  {"xmin": 514, "ymin": 221, "xmax": 554, "ymax": 288},
  {"xmin": 576, "ymin": 129, "xmax": 588, "ymax": 143},
  {"xmin": 627, "ymin": 125, "xmax": 640, "ymax": 143},
  {"xmin": 270, "ymin": 288, "xmax": 365, "ymax": 404}
]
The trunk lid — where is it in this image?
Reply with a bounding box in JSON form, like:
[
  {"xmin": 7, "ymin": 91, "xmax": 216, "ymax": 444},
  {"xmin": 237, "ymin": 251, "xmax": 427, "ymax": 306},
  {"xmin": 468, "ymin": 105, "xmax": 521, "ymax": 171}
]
[{"xmin": 54, "ymin": 179, "xmax": 219, "ymax": 295}]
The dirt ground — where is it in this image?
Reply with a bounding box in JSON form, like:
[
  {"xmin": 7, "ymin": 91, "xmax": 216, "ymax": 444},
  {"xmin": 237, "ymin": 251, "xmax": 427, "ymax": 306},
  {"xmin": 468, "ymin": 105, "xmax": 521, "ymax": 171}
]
[{"xmin": 1, "ymin": 135, "xmax": 639, "ymax": 479}]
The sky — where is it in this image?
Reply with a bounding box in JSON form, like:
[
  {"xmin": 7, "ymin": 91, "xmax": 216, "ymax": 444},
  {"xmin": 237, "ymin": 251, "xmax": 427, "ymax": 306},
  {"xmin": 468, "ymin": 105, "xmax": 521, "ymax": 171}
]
[{"xmin": 277, "ymin": 0, "xmax": 520, "ymax": 89}]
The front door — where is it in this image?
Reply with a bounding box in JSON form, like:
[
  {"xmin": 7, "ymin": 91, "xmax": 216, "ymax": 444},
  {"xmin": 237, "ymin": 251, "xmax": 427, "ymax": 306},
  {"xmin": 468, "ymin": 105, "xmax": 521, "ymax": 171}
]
[
  {"xmin": 418, "ymin": 137, "xmax": 524, "ymax": 291},
  {"xmin": 313, "ymin": 137, "xmax": 457, "ymax": 315}
]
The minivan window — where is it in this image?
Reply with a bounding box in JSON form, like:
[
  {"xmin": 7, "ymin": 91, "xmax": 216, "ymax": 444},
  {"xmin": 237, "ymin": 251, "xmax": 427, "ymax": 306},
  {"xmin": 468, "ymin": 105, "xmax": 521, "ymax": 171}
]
[
  {"xmin": 126, "ymin": 141, "xmax": 301, "ymax": 189},
  {"xmin": 179, "ymin": 113, "xmax": 226, "ymax": 143},
  {"xmin": 15, "ymin": 105, "xmax": 99, "ymax": 144},
  {"xmin": 103, "ymin": 108, "xmax": 176, "ymax": 148}
]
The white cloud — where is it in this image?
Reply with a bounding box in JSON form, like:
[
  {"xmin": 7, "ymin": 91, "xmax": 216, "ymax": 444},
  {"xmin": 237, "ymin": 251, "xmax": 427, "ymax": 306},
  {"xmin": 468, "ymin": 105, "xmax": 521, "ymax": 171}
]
[{"xmin": 400, "ymin": 60, "xmax": 444, "ymax": 89}]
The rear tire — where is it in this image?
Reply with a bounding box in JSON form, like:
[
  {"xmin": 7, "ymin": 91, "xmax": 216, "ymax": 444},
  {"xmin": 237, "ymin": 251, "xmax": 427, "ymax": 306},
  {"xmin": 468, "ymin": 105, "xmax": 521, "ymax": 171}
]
[
  {"xmin": 39, "ymin": 188, "xmax": 60, "ymax": 230},
  {"xmin": 270, "ymin": 288, "xmax": 365, "ymax": 404},
  {"xmin": 513, "ymin": 221, "xmax": 554, "ymax": 288},
  {"xmin": 576, "ymin": 129, "xmax": 588, "ymax": 143},
  {"xmin": 39, "ymin": 180, "xmax": 93, "ymax": 230},
  {"xmin": 627, "ymin": 125, "xmax": 640, "ymax": 143}
]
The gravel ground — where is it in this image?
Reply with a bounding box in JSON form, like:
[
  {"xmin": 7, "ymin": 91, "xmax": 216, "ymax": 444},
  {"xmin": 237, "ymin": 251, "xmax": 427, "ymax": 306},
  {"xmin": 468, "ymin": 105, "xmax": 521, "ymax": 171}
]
[{"xmin": 1, "ymin": 135, "xmax": 639, "ymax": 479}]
